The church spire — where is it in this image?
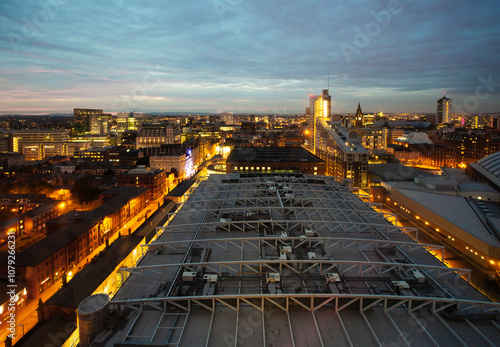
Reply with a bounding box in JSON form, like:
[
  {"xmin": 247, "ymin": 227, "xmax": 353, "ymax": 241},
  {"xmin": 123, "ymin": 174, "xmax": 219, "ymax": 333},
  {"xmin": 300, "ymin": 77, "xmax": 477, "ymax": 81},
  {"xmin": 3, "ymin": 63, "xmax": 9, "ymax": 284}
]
[
  {"xmin": 355, "ymin": 103, "xmax": 363, "ymax": 127},
  {"xmin": 356, "ymin": 103, "xmax": 362, "ymax": 116}
]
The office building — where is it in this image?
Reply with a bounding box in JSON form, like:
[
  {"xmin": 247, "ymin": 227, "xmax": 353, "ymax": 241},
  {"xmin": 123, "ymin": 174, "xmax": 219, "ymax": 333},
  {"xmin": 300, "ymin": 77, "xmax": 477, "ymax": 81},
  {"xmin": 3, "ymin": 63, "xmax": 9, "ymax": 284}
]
[
  {"xmin": 77, "ymin": 173, "xmax": 500, "ymax": 346},
  {"xmin": 116, "ymin": 112, "xmax": 140, "ymax": 138},
  {"xmin": 12, "ymin": 129, "xmax": 70, "ymax": 153},
  {"xmin": 73, "ymin": 108, "xmax": 104, "ymax": 134},
  {"xmin": 89, "ymin": 112, "xmax": 111, "ymax": 135},
  {"xmin": 437, "ymin": 94, "xmax": 452, "ymax": 124},
  {"xmin": 307, "ymin": 89, "xmax": 331, "ymax": 154}
]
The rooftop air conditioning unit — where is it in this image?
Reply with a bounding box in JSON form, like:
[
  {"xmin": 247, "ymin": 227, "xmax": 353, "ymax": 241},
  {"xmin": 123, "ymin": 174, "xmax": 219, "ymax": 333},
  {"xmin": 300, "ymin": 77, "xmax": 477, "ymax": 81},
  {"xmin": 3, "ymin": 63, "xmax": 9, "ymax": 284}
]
[
  {"xmin": 203, "ymin": 274, "xmax": 218, "ymax": 283},
  {"xmin": 266, "ymin": 273, "xmax": 281, "ymax": 284},
  {"xmin": 411, "ymin": 269, "xmax": 425, "ymax": 283},
  {"xmin": 182, "ymin": 271, "xmax": 197, "ymax": 282},
  {"xmin": 325, "ymin": 273, "xmax": 341, "ymax": 283},
  {"xmin": 304, "ymin": 227, "xmax": 315, "ymax": 237},
  {"xmin": 392, "ymin": 281, "xmax": 410, "ymax": 289}
]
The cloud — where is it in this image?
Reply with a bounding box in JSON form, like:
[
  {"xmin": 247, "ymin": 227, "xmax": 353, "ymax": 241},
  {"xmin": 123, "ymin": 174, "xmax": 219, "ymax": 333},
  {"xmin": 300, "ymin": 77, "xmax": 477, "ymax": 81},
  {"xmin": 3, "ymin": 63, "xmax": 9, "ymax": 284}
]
[{"xmin": 0, "ymin": 0, "xmax": 499, "ymax": 114}]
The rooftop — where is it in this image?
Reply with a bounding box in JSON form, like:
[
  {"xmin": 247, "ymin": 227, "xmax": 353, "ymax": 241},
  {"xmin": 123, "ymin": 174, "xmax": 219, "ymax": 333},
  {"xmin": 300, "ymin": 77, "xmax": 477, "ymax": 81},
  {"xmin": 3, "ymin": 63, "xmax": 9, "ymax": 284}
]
[
  {"xmin": 95, "ymin": 173, "xmax": 500, "ymax": 346},
  {"xmin": 369, "ymin": 163, "xmax": 432, "ymax": 182},
  {"xmin": 394, "ymin": 188, "xmax": 500, "ymax": 247},
  {"xmin": 120, "ymin": 168, "xmax": 164, "ymax": 176},
  {"xmin": 226, "ymin": 146, "xmax": 323, "ymax": 163},
  {"xmin": 320, "ymin": 120, "xmax": 368, "ymax": 154}
]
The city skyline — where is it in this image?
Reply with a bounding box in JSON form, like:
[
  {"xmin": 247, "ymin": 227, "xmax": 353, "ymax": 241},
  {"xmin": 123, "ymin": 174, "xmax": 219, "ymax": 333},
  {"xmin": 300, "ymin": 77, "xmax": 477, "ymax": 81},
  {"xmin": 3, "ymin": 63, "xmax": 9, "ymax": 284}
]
[{"xmin": 1, "ymin": 0, "xmax": 500, "ymax": 114}]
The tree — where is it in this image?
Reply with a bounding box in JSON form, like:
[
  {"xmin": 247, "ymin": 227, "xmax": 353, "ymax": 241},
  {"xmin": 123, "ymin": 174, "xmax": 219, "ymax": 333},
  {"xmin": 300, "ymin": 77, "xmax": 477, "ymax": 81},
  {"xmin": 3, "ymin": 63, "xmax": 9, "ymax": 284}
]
[{"xmin": 70, "ymin": 176, "xmax": 100, "ymax": 204}]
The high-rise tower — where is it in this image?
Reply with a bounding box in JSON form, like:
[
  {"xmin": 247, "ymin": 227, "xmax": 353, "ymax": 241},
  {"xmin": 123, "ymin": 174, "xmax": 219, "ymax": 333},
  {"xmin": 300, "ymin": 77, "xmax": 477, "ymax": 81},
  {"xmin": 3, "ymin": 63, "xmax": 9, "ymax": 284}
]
[
  {"xmin": 307, "ymin": 89, "xmax": 331, "ymax": 154},
  {"xmin": 437, "ymin": 93, "xmax": 452, "ymax": 124}
]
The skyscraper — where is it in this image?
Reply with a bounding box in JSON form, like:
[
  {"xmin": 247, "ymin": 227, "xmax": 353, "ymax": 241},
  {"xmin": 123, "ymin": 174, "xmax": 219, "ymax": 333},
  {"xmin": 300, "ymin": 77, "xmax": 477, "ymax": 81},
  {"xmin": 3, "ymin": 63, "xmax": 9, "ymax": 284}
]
[
  {"xmin": 437, "ymin": 93, "xmax": 452, "ymax": 124},
  {"xmin": 307, "ymin": 89, "xmax": 331, "ymax": 154}
]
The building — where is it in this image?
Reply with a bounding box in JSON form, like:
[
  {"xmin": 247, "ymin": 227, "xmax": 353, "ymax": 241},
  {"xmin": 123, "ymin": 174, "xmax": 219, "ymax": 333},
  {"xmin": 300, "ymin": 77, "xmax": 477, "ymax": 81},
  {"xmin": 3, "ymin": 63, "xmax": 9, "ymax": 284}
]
[
  {"xmin": 467, "ymin": 151, "xmax": 500, "ymax": 191},
  {"xmin": 150, "ymin": 153, "xmax": 193, "ymax": 180},
  {"xmin": 73, "ymin": 146, "xmax": 121, "ymax": 162},
  {"xmin": 77, "ymin": 173, "xmax": 500, "ymax": 346},
  {"xmin": 90, "ymin": 112, "xmax": 111, "ymax": 135},
  {"xmin": 226, "ymin": 146, "xmax": 325, "ymax": 175},
  {"xmin": 0, "ymin": 152, "xmax": 25, "ymax": 173},
  {"xmin": 73, "ymin": 108, "xmax": 103, "ymax": 134},
  {"xmin": 440, "ymin": 130, "xmax": 500, "ymax": 165},
  {"xmin": 393, "ymin": 132, "xmax": 433, "ymax": 146},
  {"xmin": 382, "ymin": 170, "xmax": 500, "ymax": 268},
  {"xmin": 437, "ymin": 94, "xmax": 452, "ymax": 124},
  {"xmin": 0, "ymin": 187, "xmax": 148, "ymax": 300},
  {"xmin": 303, "ymin": 90, "xmax": 369, "ymax": 187},
  {"xmin": 307, "ymin": 89, "xmax": 331, "ymax": 154},
  {"xmin": 116, "ymin": 112, "xmax": 139, "ymax": 138},
  {"xmin": 315, "ymin": 120, "xmax": 369, "ymax": 187},
  {"xmin": 136, "ymin": 124, "xmax": 181, "ymax": 149},
  {"xmin": 117, "ymin": 168, "xmax": 167, "ymax": 200},
  {"xmin": 220, "ymin": 112, "xmax": 235, "ymax": 125},
  {"xmin": 355, "ymin": 103, "xmax": 363, "ymax": 127},
  {"xmin": 68, "ymin": 135, "xmax": 110, "ymax": 148},
  {"xmin": 16, "ymin": 141, "xmax": 91, "ymax": 161},
  {"xmin": 12, "ymin": 129, "xmax": 70, "ymax": 154},
  {"xmin": 414, "ymin": 143, "xmax": 458, "ymax": 168},
  {"xmin": 354, "ymin": 128, "xmax": 387, "ymax": 152}
]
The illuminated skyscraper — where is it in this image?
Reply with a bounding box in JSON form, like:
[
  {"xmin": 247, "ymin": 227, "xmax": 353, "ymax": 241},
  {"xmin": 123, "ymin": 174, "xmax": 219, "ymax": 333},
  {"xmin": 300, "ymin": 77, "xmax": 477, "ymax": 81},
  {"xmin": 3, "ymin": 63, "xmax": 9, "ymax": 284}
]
[
  {"xmin": 437, "ymin": 94, "xmax": 452, "ymax": 124},
  {"xmin": 307, "ymin": 89, "xmax": 331, "ymax": 154}
]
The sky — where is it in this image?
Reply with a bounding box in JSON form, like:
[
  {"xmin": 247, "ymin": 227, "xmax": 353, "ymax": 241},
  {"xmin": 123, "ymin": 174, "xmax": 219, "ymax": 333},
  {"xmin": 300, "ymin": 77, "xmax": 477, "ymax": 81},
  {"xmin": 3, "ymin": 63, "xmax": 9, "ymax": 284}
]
[{"xmin": 1, "ymin": 0, "xmax": 500, "ymax": 115}]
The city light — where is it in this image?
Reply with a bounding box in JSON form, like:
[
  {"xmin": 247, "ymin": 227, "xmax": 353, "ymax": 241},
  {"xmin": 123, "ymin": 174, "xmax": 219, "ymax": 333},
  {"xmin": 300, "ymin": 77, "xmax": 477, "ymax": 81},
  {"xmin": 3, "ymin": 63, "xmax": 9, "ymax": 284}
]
[{"xmin": 0, "ymin": 1, "xmax": 498, "ymax": 343}]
